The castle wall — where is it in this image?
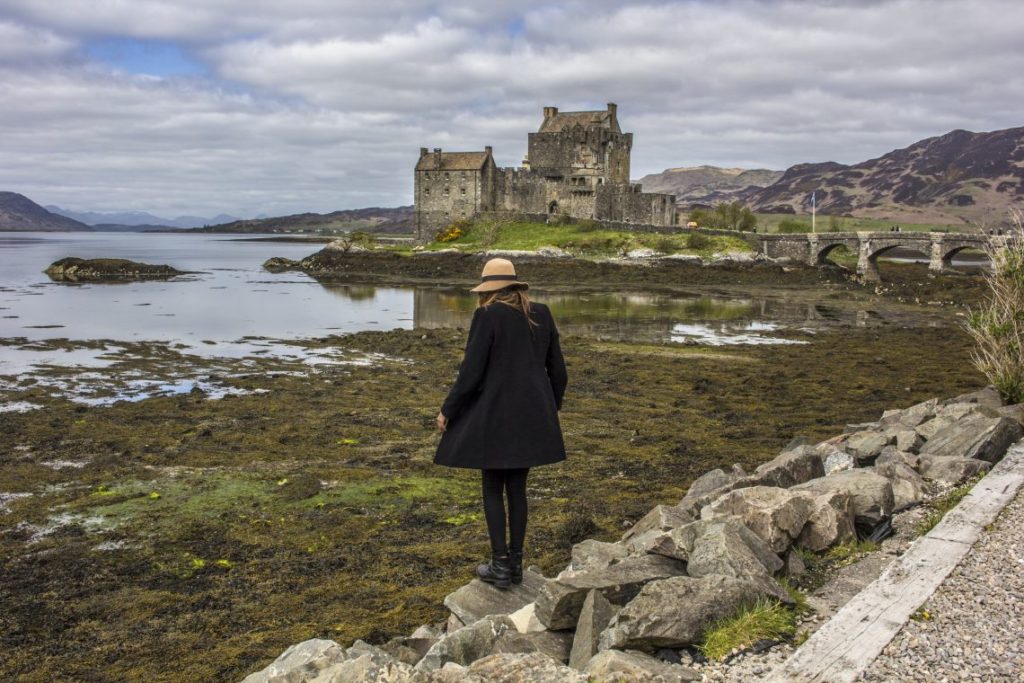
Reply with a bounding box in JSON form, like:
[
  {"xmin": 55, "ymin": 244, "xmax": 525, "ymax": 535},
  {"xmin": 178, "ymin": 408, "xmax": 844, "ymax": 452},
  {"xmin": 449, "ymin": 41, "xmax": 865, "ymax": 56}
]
[
  {"xmin": 595, "ymin": 184, "xmax": 676, "ymax": 226},
  {"xmin": 414, "ymin": 158, "xmax": 496, "ymax": 240}
]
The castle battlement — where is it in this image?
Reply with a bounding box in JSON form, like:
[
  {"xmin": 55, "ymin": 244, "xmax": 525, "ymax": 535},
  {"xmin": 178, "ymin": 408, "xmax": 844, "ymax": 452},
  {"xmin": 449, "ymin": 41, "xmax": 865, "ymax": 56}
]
[{"xmin": 413, "ymin": 104, "xmax": 676, "ymax": 241}]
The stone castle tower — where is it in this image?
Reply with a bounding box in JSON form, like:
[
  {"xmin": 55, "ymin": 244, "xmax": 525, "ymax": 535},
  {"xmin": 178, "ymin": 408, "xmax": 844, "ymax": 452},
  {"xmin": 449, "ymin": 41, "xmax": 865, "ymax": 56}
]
[{"xmin": 414, "ymin": 103, "xmax": 676, "ymax": 241}]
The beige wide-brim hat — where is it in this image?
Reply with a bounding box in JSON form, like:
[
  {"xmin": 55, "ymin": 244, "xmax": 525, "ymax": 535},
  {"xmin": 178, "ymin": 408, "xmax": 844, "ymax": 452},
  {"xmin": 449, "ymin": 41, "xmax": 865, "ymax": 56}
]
[{"xmin": 470, "ymin": 257, "xmax": 529, "ymax": 292}]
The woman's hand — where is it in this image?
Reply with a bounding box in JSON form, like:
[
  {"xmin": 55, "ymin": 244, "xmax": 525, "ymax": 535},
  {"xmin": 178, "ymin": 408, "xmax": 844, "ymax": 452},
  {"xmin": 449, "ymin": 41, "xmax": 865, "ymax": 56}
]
[{"xmin": 436, "ymin": 412, "xmax": 448, "ymax": 432}]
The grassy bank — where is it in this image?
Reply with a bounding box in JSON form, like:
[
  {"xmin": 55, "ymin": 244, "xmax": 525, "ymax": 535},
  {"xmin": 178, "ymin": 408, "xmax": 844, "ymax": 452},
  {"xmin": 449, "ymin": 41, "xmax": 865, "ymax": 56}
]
[
  {"xmin": 0, "ymin": 315, "xmax": 984, "ymax": 681},
  {"xmin": 414, "ymin": 218, "xmax": 753, "ymax": 258}
]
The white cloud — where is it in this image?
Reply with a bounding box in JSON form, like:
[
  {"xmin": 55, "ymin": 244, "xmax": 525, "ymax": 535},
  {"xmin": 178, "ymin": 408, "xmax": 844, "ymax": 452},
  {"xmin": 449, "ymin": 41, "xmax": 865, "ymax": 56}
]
[{"xmin": 0, "ymin": 1, "xmax": 1022, "ymax": 215}]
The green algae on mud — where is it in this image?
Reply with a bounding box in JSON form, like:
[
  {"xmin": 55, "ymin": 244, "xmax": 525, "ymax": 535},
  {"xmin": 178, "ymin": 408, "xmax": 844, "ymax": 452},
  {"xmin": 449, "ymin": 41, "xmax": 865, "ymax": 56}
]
[{"xmin": 0, "ymin": 315, "xmax": 986, "ymax": 681}]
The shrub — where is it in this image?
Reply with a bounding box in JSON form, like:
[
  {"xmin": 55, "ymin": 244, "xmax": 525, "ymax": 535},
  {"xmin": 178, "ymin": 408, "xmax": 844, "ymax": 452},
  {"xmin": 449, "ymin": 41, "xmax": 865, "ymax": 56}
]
[
  {"xmin": 699, "ymin": 598, "xmax": 797, "ymax": 661},
  {"xmin": 687, "ymin": 232, "xmax": 711, "ymax": 250},
  {"xmin": 965, "ymin": 210, "xmax": 1024, "ymax": 404},
  {"xmin": 654, "ymin": 237, "xmax": 677, "ymax": 254},
  {"xmin": 777, "ymin": 219, "xmax": 811, "ymax": 234},
  {"xmin": 348, "ymin": 230, "xmax": 376, "ymax": 247},
  {"xmin": 435, "ymin": 218, "xmax": 472, "ymax": 243}
]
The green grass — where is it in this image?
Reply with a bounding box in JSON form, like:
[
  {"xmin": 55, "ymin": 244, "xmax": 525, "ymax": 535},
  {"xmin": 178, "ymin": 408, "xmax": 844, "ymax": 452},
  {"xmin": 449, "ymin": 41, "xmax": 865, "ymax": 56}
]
[
  {"xmin": 422, "ymin": 219, "xmax": 753, "ymax": 258},
  {"xmin": 915, "ymin": 475, "xmax": 983, "ymax": 536},
  {"xmin": 824, "ymin": 538, "xmax": 880, "ymax": 566},
  {"xmin": 699, "ymin": 598, "xmax": 798, "ymax": 661},
  {"xmin": 755, "ymin": 213, "xmax": 967, "ymax": 234}
]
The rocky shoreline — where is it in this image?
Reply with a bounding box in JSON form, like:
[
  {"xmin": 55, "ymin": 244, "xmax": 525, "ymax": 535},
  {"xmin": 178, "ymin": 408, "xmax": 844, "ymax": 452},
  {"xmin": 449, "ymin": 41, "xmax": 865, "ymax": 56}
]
[{"xmin": 243, "ymin": 386, "xmax": 1023, "ymax": 682}]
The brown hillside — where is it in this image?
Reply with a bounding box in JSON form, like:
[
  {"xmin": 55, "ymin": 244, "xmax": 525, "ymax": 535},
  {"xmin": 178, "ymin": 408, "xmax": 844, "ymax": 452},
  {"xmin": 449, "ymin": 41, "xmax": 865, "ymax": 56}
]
[{"xmin": 0, "ymin": 192, "xmax": 92, "ymax": 231}]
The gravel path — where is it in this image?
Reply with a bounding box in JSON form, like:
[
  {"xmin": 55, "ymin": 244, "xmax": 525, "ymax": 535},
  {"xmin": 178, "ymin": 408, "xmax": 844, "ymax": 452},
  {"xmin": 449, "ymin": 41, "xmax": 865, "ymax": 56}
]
[{"xmin": 860, "ymin": 489, "xmax": 1024, "ymax": 682}]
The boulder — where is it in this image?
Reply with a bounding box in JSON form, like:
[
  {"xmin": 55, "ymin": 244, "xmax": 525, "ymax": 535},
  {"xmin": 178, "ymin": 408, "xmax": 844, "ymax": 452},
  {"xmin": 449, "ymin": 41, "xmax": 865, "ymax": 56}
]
[
  {"xmin": 915, "ymin": 415, "xmax": 957, "ymax": 441},
  {"xmin": 683, "ymin": 467, "xmax": 737, "ymax": 500},
  {"xmin": 873, "ymin": 462, "xmax": 929, "ymax": 510},
  {"xmin": 842, "ymin": 430, "xmax": 893, "ymax": 465},
  {"xmin": 241, "ymin": 639, "xmax": 347, "ymax": 683},
  {"xmin": 796, "ymin": 490, "xmax": 856, "ymax": 552},
  {"xmin": 584, "ymin": 649, "xmax": 699, "ymax": 682},
  {"xmin": 467, "ymin": 652, "xmax": 587, "ymax": 682},
  {"xmin": 748, "ymin": 446, "xmax": 825, "ymax": 488},
  {"xmin": 917, "ymin": 455, "xmax": 992, "ymax": 486},
  {"xmin": 702, "ymin": 486, "xmax": 816, "ymax": 553},
  {"xmin": 821, "ymin": 445, "xmax": 856, "ymax": 476},
  {"xmin": 938, "ymin": 402, "xmax": 994, "ymax": 421},
  {"xmin": 875, "ymin": 447, "xmax": 921, "ymax": 470},
  {"xmin": 445, "ymin": 613, "xmax": 464, "ymax": 635},
  {"xmin": 508, "ymin": 603, "xmax": 546, "ymax": 634},
  {"xmin": 415, "ymin": 615, "xmax": 517, "ymax": 672},
  {"xmin": 382, "ymin": 635, "xmax": 440, "ymax": 667},
  {"xmin": 793, "ymin": 470, "xmax": 894, "ymax": 526},
  {"xmin": 534, "ymin": 555, "xmax": 687, "ymax": 630},
  {"xmin": 567, "ymin": 539, "xmax": 628, "ymax": 574},
  {"xmin": 648, "ymin": 517, "xmax": 782, "ymax": 574},
  {"xmin": 597, "ymin": 575, "xmax": 770, "ymax": 650},
  {"xmin": 919, "ymin": 416, "xmax": 1023, "ymax": 463},
  {"xmin": 785, "ymin": 551, "xmax": 807, "ymax": 578},
  {"xmin": 621, "ymin": 505, "xmax": 694, "ymax": 543},
  {"xmin": 311, "ymin": 641, "xmax": 422, "ymax": 683},
  {"xmin": 944, "ymin": 386, "xmax": 1003, "ymax": 411},
  {"xmin": 892, "ymin": 429, "xmax": 924, "ymax": 453},
  {"xmin": 491, "ymin": 630, "xmax": 574, "ymax": 664},
  {"xmin": 686, "ymin": 523, "xmax": 791, "ymax": 603},
  {"xmin": 568, "ymin": 590, "xmax": 616, "ymax": 670},
  {"xmin": 997, "ymin": 404, "xmax": 1024, "ymax": 427},
  {"xmin": 427, "ymin": 662, "xmax": 484, "ymax": 683},
  {"xmin": 443, "ymin": 569, "xmax": 546, "ymax": 626},
  {"xmin": 44, "ymin": 257, "xmax": 184, "ymax": 282}
]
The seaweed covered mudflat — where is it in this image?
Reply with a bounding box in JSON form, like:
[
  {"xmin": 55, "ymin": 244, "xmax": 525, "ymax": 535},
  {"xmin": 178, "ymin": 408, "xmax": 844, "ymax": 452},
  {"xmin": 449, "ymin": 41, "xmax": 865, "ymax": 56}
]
[{"xmin": 0, "ymin": 312, "xmax": 984, "ymax": 681}]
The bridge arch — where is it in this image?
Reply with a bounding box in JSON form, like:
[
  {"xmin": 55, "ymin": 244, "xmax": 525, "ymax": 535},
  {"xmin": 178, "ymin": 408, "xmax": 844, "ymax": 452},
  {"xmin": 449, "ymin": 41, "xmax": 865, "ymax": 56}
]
[{"xmin": 815, "ymin": 241, "xmax": 856, "ymax": 265}]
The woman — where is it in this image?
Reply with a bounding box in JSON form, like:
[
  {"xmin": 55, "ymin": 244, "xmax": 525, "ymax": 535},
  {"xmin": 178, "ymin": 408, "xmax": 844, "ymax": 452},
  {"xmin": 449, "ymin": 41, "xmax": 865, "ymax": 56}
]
[{"xmin": 435, "ymin": 257, "xmax": 567, "ymax": 590}]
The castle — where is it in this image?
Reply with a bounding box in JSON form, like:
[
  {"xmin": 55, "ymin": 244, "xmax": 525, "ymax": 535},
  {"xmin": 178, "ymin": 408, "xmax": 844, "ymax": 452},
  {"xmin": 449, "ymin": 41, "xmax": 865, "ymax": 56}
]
[{"xmin": 413, "ymin": 103, "xmax": 677, "ymax": 241}]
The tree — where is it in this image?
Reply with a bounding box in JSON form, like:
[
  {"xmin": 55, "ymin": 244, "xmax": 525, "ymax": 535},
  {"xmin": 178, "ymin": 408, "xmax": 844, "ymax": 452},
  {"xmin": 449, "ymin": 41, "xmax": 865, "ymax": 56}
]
[{"xmin": 705, "ymin": 201, "xmax": 758, "ymax": 231}]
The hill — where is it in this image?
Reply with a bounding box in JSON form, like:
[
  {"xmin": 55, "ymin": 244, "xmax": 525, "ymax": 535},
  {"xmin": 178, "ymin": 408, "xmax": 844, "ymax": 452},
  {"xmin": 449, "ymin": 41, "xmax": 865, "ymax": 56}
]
[
  {"xmin": 636, "ymin": 166, "xmax": 782, "ymax": 206},
  {"xmin": 0, "ymin": 192, "xmax": 91, "ymax": 231},
  {"xmin": 748, "ymin": 125, "xmax": 1024, "ymax": 226},
  {"xmin": 46, "ymin": 206, "xmax": 239, "ymax": 228},
  {"xmin": 193, "ymin": 206, "xmax": 414, "ymax": 234}
]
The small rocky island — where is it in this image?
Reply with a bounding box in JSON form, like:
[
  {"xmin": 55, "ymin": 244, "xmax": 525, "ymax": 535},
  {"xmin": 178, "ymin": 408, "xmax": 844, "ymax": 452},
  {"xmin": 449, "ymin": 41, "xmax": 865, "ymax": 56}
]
[{"xmin": 44, "ymin": 257, "xmax": 186, "ymax": 282}]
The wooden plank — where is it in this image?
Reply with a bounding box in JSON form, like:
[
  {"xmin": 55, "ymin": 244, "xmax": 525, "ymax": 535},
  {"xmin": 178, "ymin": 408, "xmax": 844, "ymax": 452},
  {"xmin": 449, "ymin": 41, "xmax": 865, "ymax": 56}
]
[{"xmin": 766, "ymin": 443, "xmax": 1024, "ymax": 683}]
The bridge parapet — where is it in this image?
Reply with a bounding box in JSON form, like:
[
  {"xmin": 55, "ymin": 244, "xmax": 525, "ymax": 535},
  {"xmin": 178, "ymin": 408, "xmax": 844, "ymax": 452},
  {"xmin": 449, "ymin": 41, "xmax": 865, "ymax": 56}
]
[{"xmin": 758, "ymin": 231, "xmax": 991, "ymax": 282}]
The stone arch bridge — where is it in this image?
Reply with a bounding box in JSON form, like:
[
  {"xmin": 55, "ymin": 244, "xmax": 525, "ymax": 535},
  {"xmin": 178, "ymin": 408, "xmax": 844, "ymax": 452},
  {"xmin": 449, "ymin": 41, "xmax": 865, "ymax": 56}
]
[{"xmin": 758, "ymin": 232, "xmax": 993, "ymax": 282}]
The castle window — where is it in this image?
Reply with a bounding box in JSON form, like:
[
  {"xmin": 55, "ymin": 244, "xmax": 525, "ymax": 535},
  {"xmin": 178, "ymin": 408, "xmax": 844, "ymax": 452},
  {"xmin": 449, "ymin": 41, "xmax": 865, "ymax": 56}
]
[
  {"xmin": 424, "ymin": 188, "xmax": 431, "ymax": 195},
  {"xmin": 424, "ymin": 172, "xmax": 430, "ymax": 179},
  {"xmin": 461, "ymin": 187, "xmax": 466, "ymax": 195},
  {"xmin": 445, "ymin": 172, "xmax": 450, "ymax": 180},
  {"xmin": 443, "ymin": 187, "xmax": 450, "ymax": 196}
]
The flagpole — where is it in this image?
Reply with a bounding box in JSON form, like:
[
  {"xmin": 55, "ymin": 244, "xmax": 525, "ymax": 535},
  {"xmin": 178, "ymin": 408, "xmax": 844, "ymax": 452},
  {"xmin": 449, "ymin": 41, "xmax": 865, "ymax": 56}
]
[{"xmin": 811, "ymin": 191, "xmax": 816, "ymax": 233}]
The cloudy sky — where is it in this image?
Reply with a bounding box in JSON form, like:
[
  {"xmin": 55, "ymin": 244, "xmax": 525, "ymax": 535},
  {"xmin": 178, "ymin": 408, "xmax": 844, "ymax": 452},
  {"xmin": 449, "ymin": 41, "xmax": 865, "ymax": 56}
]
[{"xmin": 1, "ymin": 0, "xmax": 1022, "ymax": 218}]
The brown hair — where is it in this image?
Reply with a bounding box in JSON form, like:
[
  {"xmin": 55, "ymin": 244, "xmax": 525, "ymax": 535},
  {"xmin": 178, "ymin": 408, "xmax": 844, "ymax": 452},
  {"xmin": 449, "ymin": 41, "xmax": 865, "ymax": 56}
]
[{"xmin": 478, "ymin": 286, "xmax": 537, "ymax": 330}]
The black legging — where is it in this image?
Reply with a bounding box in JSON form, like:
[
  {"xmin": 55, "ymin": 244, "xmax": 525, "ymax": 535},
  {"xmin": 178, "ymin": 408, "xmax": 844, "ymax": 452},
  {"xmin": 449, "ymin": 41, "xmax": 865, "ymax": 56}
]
[{"xmin": 481, "ymin": 468, "xmax": 529, "ymax": 556}]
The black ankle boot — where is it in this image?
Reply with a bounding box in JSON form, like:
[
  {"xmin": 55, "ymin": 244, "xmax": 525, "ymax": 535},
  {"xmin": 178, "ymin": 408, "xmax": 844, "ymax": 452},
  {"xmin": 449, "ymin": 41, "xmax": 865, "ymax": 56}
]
[
  {"xmin": 509, "ymin": 550, "xmax": 523, "ymax": 584},
  {"xmin": 476, "ymin": 554, "xmax": 511, "ymax": 589}
]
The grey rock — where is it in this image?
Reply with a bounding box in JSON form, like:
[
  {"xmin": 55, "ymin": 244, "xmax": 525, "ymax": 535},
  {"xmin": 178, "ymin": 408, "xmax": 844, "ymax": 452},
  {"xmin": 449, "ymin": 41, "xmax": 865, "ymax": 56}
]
[
  {"xmin": 598, "ymin": 575, "xmax": 772, "ymax": 650},
  {"xmin": 749, "ymin": 446, "xmax": 825, "ymax": 488},
  {"xmin": 915, "ymin": 415, "xmax": 957, "ymax": 441},
  {"xmin": 683, "ymin": 468, "xmax": 736, "ymax": 500},
  {"xmin": 426, "ymin": 662, "xmax": 484, "ymax": 683},
  {"xmin": 702, "ymin": 486, "xmax": 816, "ymax": 553},
  {"xmin": 873, "ymin": 461, "xmax": 929, "ymax": 510},
  {"xmin": 534, "ymin": 555, "xmax": 687, "ymax": 630},
  {"xmin": 686, "ymin": 523, "xmax": 791, "ymax": 602},
  {"xmin": 568, "ymin": 590, "xmax": 616, "ymax": 670},
  {"xmin": 623, "ymin": 528, "xmax": 669, "ymax": 555},
  {"xmin": 891, "ymin": 429, "xmax": 925, "ymax": 453},
  {"xmin": 411, "ymin": 625, "xmax": 442, "ymax": 640},
  {"xmin": 584, "ymin": 649, "xmax": 699, "ymax": 681},
  {"xmin": 917, "ymin": 455, "xmax": 992, "ymax": 486},
  {"xmin": 919, "ymin": 416, "xmax": 1023, "ymax": 463},
  {"xmin": 313, "ymin": 641, "xmax": 422, "ymax": 683},
  {"xmin": 796, "ymin": 490, "xmax": 856, "ymax": 552},
  {"xmin": 467, "ymin": 652, "xmax": 588, "ymax": 682},
  {"xmin": 648, "ymin": 517, "xmax": 782, "ymax": 574},
  {"xmin": 876, "ymin": 447, "xmax": 921, "ymax": 470},
  {"xmin": 568, "ymin": 540, "xmax": 628, "ymax": 574},
  {"xmin": 382, "ymin": 636, "xmax": 439, "ymax": 667},
  {"xmin": 938, "ymin": 401, "xmax": 994, "ymax": 421},
  {"xmin": 415, "ymin": 615, "xmax": 517, "ymax": 672},
  {"xmin": 843, "ymin": 430, "xmax": 894, "ymax": 465},
  {"xmin": 821, "ymin": 445, "xmax": 856, "ymax": 476},
  {"xmin": 794, "ymin": 470, "xmax": 894, "ymax": 526},
  {"xmin": 241, "ymin": 638, "xmax": 347, "ymax": 683},
  {"xmin": 785, "ymin": 550, "xmax": 807, "ymax": 577},
  {"xmin": 445, "ymin": 613, "xmax": 465, "ymax": 635},
  {"xmin": 943, "ymin": 386, "xmax": 1003, "ymax": 410},
  {"xmin": 492, "ymin": 630, "xmax": 573, "ymax": 664},
  {"xmin": 443, "ymin": 570, "xmax": 546, "ymax": 626},
  {"xmin": 621, "ymin": 505, "xmax": 695, "ymax": 543},
  {"xmin": 997, "ymin": 403, "xmax": 1024, "ymax": 427}
]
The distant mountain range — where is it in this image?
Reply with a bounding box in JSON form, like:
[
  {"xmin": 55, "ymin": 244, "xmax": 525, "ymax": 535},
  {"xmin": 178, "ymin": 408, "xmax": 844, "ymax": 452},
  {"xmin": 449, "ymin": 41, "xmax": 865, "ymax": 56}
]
[
  {"xmin": 45, "ymin": 206, "xmax": 239, "ymax": 228},
  {"xmin": 637, "ymin": 166, "xmax": 783, "ymax": 206},
  {"xmin": 198, "ymin": 206, "xmax": 414, "ymax": 234},
  {"xmin": 0, "ymin": 192, "xmax": 91, "ymax": 231},
  {"xmin": 747, "ymin": 125, "xmax": 1024, "ymax": 225}
]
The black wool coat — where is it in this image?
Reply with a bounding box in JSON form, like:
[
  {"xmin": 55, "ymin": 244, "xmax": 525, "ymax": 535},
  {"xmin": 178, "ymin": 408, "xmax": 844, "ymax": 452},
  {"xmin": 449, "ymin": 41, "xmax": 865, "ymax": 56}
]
[{"xmin": 434, "ymin": 301, "xmax": 567, "ymax": 470}]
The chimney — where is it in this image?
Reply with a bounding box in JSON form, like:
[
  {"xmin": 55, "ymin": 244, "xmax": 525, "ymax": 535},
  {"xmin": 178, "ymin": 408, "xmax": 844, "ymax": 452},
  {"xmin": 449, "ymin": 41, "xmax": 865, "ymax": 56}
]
[
  {"xmin": 433, "ymin": 147, "xmax": 442, "ymax": 169},
  {"xmin": 420, "ymin": 147, "xmax": 428, "ymax": 157},
  {"xmin": 543, "ymin": 106, "xmax": 558, "ymax": 119},
  {"xmin": 484, "ymin": 145, "xmax": 492, "ymax": 156},
  {"xmin": 607, "ymin": 102, "xmax": 617, "ymax": 119}
]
